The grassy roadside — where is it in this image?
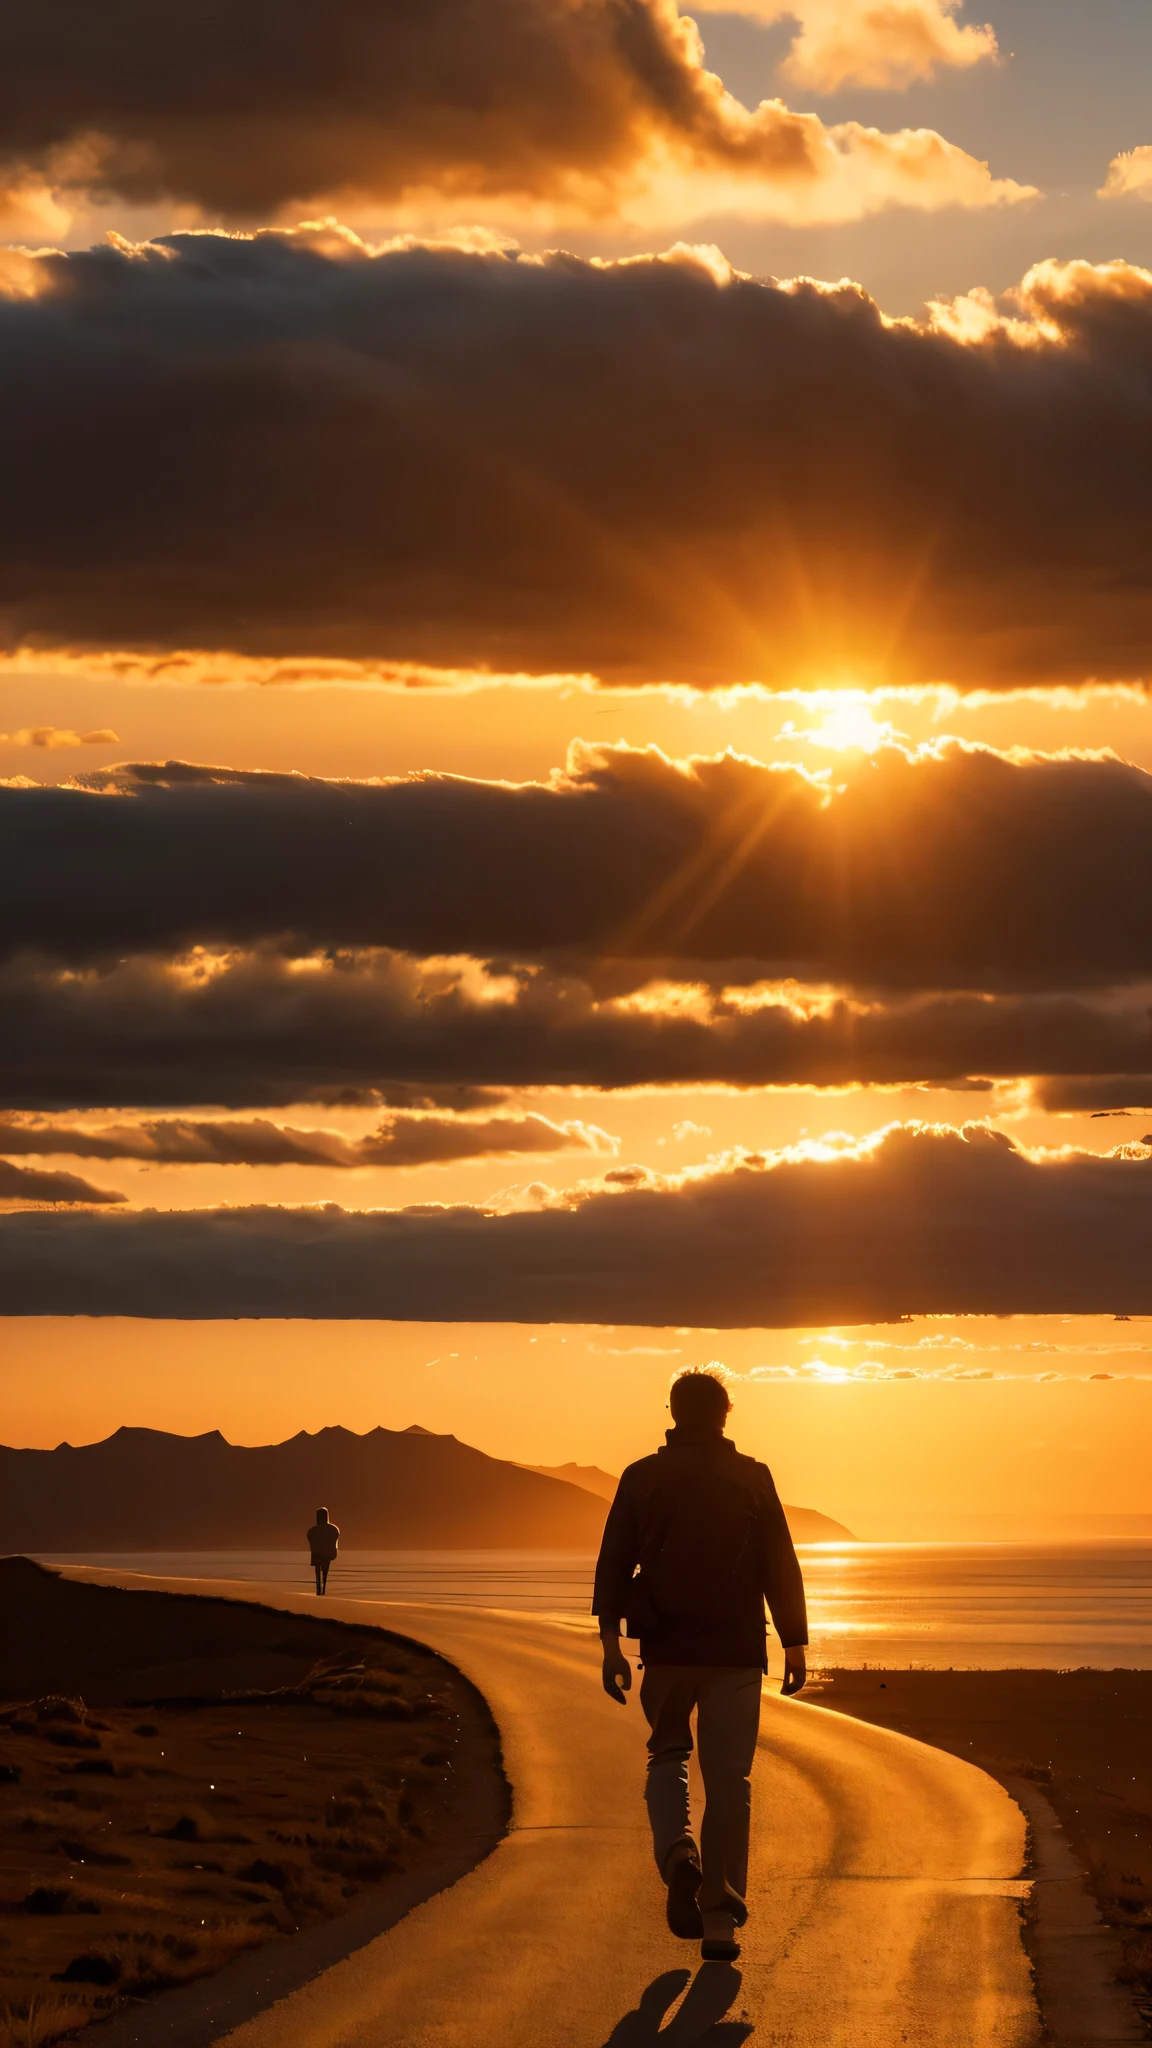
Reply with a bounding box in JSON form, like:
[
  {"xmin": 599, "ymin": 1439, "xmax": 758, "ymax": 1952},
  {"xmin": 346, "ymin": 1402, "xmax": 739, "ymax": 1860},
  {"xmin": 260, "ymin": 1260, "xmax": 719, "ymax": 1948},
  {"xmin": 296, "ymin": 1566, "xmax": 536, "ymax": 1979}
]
[{"xmin": 0, "ymin": 1561, "xmax": 505, "ymax": 2047}]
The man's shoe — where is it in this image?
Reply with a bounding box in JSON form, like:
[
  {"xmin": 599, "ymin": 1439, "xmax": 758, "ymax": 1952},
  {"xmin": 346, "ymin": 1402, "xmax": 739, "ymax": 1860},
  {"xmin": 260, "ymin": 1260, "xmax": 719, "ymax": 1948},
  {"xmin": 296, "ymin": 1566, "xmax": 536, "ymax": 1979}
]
[
  {"xmin": 700, "ymin": 1909, "xmax": 740, "ymax": 1962},
  {"xmin": 665, "ymin": 1854, "xmax": 703, "ymax": 1938}
]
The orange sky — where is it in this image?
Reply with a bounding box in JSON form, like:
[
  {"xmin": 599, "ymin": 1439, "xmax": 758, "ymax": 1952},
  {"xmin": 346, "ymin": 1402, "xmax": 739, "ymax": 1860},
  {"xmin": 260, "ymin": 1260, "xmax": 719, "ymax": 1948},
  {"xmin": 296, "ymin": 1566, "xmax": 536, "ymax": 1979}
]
[
  {"xmin": 7, "ymin": 673, "xmax": 1152, "ymax": 1524},
  {"xmin": 7, "ymin": 0, "xmax": 1152, "ymax": 1533},
  {"xmin": 8, "ymin": 1313, "xmax": 1152, "ymax": 1536}
]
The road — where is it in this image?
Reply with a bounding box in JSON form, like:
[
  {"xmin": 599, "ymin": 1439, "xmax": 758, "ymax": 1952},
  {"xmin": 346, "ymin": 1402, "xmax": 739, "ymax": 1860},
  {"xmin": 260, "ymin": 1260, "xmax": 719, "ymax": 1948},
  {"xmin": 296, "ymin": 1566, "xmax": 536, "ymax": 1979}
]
[{"xmin": 60, "ymin": 1570, "xmax": 1039, "ymax": 2048}]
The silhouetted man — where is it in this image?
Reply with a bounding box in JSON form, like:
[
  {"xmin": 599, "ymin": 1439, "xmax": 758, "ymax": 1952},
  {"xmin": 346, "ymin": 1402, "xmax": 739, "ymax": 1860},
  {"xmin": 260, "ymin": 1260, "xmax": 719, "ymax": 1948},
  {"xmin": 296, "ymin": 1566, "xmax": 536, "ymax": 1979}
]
[
  {"xmin": 593, "ymin": 1369, "xmax": 807, "ymax": 1962},
  {"xmin": 307, "ymin": 1506, "xmax": 339, "ymax": 1595}
]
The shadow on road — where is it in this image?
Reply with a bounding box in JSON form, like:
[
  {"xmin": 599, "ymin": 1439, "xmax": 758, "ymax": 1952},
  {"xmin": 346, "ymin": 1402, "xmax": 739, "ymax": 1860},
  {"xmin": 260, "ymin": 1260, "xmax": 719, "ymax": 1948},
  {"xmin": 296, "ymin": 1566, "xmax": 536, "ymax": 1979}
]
[{"xmin": 602, "ymin": 1964, "xmax": 753, "ymax": 2044}]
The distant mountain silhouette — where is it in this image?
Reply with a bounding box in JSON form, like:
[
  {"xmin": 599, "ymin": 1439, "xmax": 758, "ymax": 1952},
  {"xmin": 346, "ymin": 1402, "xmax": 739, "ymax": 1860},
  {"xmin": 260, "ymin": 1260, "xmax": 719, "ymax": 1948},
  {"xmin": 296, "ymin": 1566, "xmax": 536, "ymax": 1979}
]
[
  {"xmin": 520, "ymin": 1460, "xmax": 620, "ymax": 1501},
  {"xmin": 0, "ymin": 1425, "xmax": 854, "ymax": 1552},
  {"xmin": 775, "ymin": 1504, "xmax": 855, "ymax": 1544},
  {"xmin": 0, "ymin": 1425, "xmax": 609, "ymax": 1551},
  {"xmin": 521, "ymin": 1461, "xmax": 853, "ymax": 1541}
]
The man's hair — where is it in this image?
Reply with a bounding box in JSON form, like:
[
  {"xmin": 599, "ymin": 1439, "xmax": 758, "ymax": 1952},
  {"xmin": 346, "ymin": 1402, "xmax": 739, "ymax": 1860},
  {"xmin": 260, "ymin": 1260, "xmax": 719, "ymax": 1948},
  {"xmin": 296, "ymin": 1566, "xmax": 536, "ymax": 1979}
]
[
  {"xmin": 316, "ymin": 1507, "xmax": 328, "ymax": 1521},
  {"xmin": 669, "ymin": 1368, "xmax": 730, "ymax": 1427}
]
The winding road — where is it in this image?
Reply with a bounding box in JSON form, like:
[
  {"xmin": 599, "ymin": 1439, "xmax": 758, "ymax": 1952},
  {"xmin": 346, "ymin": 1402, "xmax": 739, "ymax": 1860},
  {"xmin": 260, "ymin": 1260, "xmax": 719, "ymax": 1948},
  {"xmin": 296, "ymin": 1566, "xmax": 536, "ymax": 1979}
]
[{"xmin": 62, "ymin": 1571, "xmax": 1039, "ymax": 2048}]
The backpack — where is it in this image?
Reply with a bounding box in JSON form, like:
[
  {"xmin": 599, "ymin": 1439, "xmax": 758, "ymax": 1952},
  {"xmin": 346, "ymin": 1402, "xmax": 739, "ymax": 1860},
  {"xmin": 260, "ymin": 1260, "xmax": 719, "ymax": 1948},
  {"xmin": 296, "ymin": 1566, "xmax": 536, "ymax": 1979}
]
[{"xmin": 626, "ymin": 1460, "xmax": 762, "ymax": 1637}]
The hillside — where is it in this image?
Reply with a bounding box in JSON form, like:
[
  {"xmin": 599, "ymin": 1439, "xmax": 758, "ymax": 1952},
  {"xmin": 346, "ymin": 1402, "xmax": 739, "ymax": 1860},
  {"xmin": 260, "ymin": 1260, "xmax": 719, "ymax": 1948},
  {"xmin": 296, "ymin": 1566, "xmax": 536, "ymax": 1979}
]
[
  {"xmin": 521, "ymin": 1460, "xmax": 619, "ymax": 1501},
  {"xmin": 782, "ymin": 1505, "xmax": 855, "ymax": 1544},
  {"xmin": 0, "ymin": 1424, "xmax": 608, "ymax": 1551},
  {"xmin": 0, "ymin": 1426, "xmax": 854, "ymax": 1552},
  {"xmin": 522, "ymin": 1460, "xmax": 853, "ymax": 1541}
]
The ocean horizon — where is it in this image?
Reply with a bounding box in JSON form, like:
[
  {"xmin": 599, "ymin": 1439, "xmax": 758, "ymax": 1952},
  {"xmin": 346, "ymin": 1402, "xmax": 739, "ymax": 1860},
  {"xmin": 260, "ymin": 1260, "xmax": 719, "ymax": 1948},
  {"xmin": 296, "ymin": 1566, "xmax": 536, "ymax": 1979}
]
[{"xmin": 36, "ymin": 1538, "xmax": 1152, "ymax": 1673}]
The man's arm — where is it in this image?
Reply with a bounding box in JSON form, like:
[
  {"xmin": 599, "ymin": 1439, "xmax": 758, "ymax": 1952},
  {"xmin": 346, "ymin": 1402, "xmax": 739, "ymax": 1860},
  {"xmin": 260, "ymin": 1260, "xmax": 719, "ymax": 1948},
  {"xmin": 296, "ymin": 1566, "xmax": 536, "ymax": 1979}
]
[
  {"xmin": 781, "ymin": 1646, "xmax": 807, "ymax": 1695},
  {"xmin": 592, "ymin": 1471, "xmax": 640, "ymax": 1704},
  {"xmin": 599, "ymin": 1624, "xmax": 633, "ymax": 1703},
  {"xmin": 758, "ymin": 1469, "xmax": 809, "ymax": 1694}
]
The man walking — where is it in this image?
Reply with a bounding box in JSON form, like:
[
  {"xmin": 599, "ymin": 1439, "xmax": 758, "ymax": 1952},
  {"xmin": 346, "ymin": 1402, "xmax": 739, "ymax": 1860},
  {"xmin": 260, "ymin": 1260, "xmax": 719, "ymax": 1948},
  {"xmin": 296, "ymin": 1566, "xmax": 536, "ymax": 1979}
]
[
  {"xmin": 307, "ymin": 1505, "xmax": 340, "ymax": 1595},
  {"xmin": 593, "ymin": 1369, "xmax": 807, "ymax": 1962}
]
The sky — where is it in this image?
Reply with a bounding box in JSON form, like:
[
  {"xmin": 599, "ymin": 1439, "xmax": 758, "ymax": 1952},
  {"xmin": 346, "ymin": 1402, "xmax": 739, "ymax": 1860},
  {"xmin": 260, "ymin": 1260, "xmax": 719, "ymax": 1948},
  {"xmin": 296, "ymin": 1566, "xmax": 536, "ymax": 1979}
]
[{"xmin": 5, "ymin": 0, "xmax": 1152, "ymax": 1530}]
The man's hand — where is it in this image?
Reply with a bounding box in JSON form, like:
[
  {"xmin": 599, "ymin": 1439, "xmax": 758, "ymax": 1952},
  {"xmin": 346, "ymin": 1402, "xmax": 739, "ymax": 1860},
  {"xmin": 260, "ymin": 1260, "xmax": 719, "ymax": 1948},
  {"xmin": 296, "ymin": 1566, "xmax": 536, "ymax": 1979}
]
[
  {"xmin": 600, "ymin": 1629, "xmax": 632, "ymax": 1704},
  {"xmin": 781, "ymin": 1646, "xmax": 807, "ymax": 1697}
]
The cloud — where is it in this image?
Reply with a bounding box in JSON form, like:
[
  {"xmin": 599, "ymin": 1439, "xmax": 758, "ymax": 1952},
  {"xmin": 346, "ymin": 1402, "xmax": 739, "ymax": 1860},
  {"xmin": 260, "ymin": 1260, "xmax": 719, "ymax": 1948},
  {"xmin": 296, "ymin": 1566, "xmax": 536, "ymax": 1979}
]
[
  {"xmin": 5, "ymin": 1123, "xmax": 1152, "ymax": 1320},
  {"xmin": 18, "ymin": 237, "xmax": 1152, "ymax": 694},
  {"xmin": 802, "ymin": 1329, "xmax": 1152, "ymax": 1356},
  {"xmin": 356, "ymin": 1112, "xmax": 614, "ymax": 1166},
  {"xmin": 311, "ymin": 1082, "xmax": 510, "ymax": 1113},
  {"xmin": 0, "ymin": 646, "xmax": 597, "ymax": 697},
  {"xmin": 3, "ymin": 945, "xmax": 1152, "ymax": 1109},
  {"xmin": 699, "ymin": 0, "xmax": 998, "ymax": 94},
  {"xmin": 1030, "ymin": 1076, "xmax": 1152, "ymax": 1115},
  {"xmin": 1100, "ymin": 147, "xmax": 1152, "ymax": 202},
  {"xmin": 0, "ymin": 1109, "xmax": 612, "ymax": 1168},
  {"xmin": 12, "ymin": 740, "xmax": 1152, "ymax": 992},
  {"xmin": 0, "ymin": 175, "xmax": 72, "ymax": 243},
  {"xmin": 0, "ymin": 0, "xmax": 1026, "ymax": 231},
  {"xmin": 0, "ymin": 727, "xmax": 118, "ymax": 748},
  {"xmin": 0, "ymin": 1157, "xmax": 122, "ymax": 1205}
]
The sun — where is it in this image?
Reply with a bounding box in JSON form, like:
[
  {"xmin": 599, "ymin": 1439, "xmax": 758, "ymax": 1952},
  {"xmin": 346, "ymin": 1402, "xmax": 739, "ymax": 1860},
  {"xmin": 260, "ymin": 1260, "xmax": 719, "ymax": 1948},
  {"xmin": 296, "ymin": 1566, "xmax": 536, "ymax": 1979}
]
[{"xmin": 811, "ymin": 700, "xmax": 890, "ymax": 752}]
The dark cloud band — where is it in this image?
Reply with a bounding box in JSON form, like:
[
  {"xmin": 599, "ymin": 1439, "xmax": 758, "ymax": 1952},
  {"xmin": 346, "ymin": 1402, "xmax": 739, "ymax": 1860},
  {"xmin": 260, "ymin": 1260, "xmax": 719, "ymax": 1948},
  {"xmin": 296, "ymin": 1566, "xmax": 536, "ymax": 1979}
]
[
  {"xmin": 1030, "ymin": 1077, "xmax": 1152, "ymax": 1115},
  {"xmin": 1, "ymin": 947, "xmax": 1150, "ymax": 1109},
  {"xmin": 0, "ymin": 1110, "xmax": 605, "ymax": 1169},
  {"xmin": 2, "ymin": 1125, "xmax": 1150, "ymax": 1320},
  {"xmin": 1, "ymin": 235, "xmax": 1149, "ymax": 689},
  {"xmin": 9, "ymin": 742, "xmax": 1152, "ymax": 990},
  {"xmin": 0, "ymin": 1158, "xmax": 122, "ymax": 1204}
]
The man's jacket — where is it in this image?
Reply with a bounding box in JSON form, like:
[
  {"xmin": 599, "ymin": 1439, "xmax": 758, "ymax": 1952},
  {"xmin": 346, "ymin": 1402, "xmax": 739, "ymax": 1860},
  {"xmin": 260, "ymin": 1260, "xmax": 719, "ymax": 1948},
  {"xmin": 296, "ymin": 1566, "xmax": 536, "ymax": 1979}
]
[
  {"xmin": 592, "ymin": 1429, "xmax": 807, "ymax": 1669},
  {"xmin": 307, "ymin": 1520, "xmax": 340, "ymax": 1563}
]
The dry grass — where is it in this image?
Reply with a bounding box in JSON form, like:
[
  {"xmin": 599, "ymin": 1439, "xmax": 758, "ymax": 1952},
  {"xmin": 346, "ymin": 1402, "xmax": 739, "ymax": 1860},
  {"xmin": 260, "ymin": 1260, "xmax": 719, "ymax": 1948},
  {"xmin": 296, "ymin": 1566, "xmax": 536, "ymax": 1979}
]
[
  {"xmin": 0, "ymin": 1995, "xmax": 88, "ymax": 2048},
  {"xmin": 0, "ymin": 1581, "xmax": 504, "ymax": 2042}
]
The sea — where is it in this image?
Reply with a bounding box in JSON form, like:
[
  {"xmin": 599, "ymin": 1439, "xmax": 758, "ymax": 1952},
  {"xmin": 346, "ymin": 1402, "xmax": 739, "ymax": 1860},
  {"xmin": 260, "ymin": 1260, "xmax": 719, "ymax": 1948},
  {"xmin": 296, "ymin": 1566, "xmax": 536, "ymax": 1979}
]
[{"xmin": 36, "ymin": 1540, "xmax": 1152, "ymax": 1671}]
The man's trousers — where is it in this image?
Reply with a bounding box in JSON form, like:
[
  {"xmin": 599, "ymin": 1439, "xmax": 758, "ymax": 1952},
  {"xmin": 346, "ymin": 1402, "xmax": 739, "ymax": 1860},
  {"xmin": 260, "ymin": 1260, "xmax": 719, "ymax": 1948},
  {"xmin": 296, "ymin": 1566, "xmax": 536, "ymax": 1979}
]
[{"xmin": 639, "ymin": 1664, "xmax": 762, "ymax": 1919}]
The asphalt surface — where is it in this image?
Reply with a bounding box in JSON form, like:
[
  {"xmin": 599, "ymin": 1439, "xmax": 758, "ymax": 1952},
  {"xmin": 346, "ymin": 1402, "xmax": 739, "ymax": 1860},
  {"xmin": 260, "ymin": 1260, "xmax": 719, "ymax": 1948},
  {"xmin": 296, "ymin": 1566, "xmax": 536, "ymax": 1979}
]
[{"xmin": 57, "ymin": 1571, "xmax": 1040, "ymax": 2048}]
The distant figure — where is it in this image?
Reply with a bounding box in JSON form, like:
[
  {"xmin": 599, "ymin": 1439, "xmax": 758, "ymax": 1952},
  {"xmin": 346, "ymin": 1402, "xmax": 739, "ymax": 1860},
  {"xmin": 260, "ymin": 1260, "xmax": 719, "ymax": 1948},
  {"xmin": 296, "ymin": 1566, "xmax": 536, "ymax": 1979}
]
[
  {"xmin": 307, "ymin": 1507, "xmax": 340, "ymax": 1595},
  {"xmin": 593, "ymin": 1368, "xmax": 807, "ymax": 1963}
]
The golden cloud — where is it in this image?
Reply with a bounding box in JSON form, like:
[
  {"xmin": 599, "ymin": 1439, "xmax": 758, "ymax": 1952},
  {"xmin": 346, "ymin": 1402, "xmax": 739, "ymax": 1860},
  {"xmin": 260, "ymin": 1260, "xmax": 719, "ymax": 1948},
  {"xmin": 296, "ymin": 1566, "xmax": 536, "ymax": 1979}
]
[
  {"xmin": 0, "ymin": 0, "xmax": 1029, "ymax": 233},
  {"xmin": 1100, "ymin": 146, "xmax": 1152, "ymax": 202},
  {"xmin": 0, "ymin": 726, "xmax": 118, "ymax": 748},
  {"xmin": 695, "ymin": 0, "xmax": 999, "ymax": 95}
]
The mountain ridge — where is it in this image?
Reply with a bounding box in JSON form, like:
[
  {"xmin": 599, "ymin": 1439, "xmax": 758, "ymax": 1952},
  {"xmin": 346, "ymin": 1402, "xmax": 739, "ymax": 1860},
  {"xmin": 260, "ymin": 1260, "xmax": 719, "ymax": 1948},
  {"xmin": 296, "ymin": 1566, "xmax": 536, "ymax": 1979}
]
[
  {"xmin": 1, "ymin": 1424, "xmax": 853, "ymax": 1551},
  {"xmin": 522, "ymin": 1459, "xmax": 854, "ymax": 1542},
  {"xmin": 0, "ymin": 1423, "xmax": 606, "ymax": 1551}
]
